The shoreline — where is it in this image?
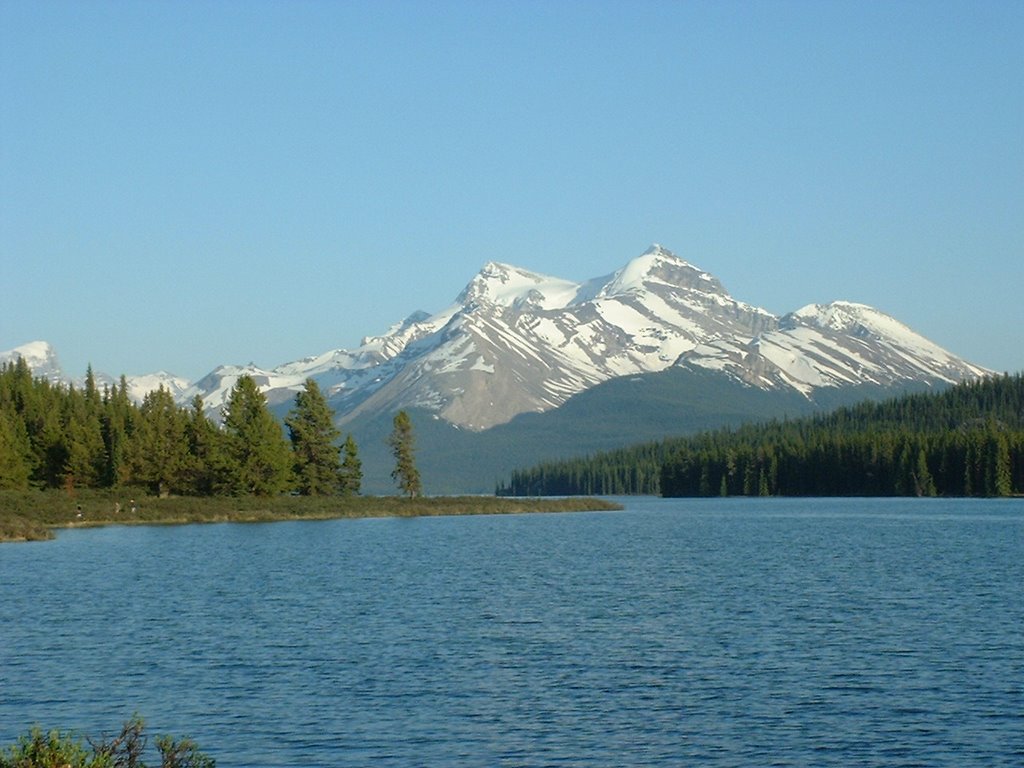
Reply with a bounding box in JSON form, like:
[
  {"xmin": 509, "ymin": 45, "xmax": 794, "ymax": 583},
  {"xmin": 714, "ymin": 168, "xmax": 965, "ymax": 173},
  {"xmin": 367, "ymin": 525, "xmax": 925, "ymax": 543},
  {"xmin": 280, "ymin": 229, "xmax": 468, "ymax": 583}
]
[{"xmin": 0, "ymin": 492, "xmax": 624, "ymax": 543}]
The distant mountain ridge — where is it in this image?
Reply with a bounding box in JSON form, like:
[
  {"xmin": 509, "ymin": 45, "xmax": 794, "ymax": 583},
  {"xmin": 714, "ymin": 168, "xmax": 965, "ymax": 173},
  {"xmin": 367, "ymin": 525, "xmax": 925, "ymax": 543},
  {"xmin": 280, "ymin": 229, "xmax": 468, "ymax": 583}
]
[
  {"xmin": 0, "ymin": 341, "xmax": 191, "ymax": 404},
  {"xmin": 143, "ymin": 246, "xmax": 994, "ymax": 428},
  {"xmin": 4, "ymin": 245, "xmax": 988, "ymax": 424},
  {"xmin": 3, "ymin": 245, "xmax": 993, "ymax": 492}
]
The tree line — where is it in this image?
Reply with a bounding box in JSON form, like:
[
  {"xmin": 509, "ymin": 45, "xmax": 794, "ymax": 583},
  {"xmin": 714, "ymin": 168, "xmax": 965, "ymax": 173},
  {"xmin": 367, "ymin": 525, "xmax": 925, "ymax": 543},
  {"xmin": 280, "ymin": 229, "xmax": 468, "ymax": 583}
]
[
  {"xmin": 0, "ymin": 358, "xmax": 422, "ymax": 497},
  {"xmin": 499, "ymin": 374, "xmax": 1024, "ymax": 498},
  {"xmin": 498, "ymin": 441, "xmax": 667, "ymax": 497}
]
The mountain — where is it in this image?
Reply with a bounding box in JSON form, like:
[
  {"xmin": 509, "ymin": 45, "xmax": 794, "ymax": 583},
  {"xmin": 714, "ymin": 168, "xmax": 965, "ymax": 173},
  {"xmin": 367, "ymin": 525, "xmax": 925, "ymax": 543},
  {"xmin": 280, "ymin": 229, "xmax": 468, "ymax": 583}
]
[
  {"xmin": 678, "ymin": 300, "xmax": 986, "ymax": 393},
  {"xmin": 5, "ymin": 245, "xmax": 991, "ymax": 493},
  {"xmin": 119, "ymin": 372, "xmax": 192, "ymax": 404},
  {"xmin": 0, "ymin": 341, "xmax": 65, "ymax": 385},
  {"xmin": 0, "ymin": 341, "xmax": 190, "ymax": 403},
  {"xmin": 184, "ymin": 244, "xmax": 984, "ymax": 427}
]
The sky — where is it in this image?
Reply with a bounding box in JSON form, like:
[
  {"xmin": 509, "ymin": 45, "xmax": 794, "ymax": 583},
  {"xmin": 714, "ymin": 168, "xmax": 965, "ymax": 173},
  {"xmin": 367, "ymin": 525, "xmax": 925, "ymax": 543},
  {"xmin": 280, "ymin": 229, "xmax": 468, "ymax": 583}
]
[{"xmin": 2, "ymin": 0, "xmax": 1022, "ymax": 381}]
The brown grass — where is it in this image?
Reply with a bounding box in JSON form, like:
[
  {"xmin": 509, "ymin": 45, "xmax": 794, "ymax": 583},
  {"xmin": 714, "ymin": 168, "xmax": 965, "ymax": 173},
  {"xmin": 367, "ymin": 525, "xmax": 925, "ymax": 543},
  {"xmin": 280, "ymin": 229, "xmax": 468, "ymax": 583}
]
[{"xmin": 0, "ymin": 489, "xmax": 622, "ymax": 542}]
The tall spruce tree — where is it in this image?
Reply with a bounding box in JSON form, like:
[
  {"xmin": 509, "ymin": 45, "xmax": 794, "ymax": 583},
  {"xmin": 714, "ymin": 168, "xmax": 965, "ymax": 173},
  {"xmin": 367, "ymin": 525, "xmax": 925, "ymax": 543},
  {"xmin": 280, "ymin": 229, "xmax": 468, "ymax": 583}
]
[
  {"xmin": 388, "ymin": 410, "xmax": 421, "ymax": 497},
  {"xmin": 0, "ymin": 365, "xmax": 32, "ymax": 489},
  {"xmin": 285, "ymin": 378, "xmax": 343, "ymax": 496},
  {"xmin": 222, "ymin": 374, "xmax": 294, "ymax": 496},
  {"xmin": 127, "ymin": 386, "xmax": 189, "ymax": 497},
  {"xmin": 0, "ymin": 407, "xmax": 32, "ymax": 489},
  {"xmin": 184, "ymin": 395, "xmax": 231, "ymax": 496},
  {"xmin": 100, "ymin": 375, "xmax": 133, "ymax": 488},
  {"xmin": 62, "ymin": 384, "xmax": 106, "ymax": 490},
  {"xmin": 340, "ymin": 433, "xmax": 362, "ymax": 496}
]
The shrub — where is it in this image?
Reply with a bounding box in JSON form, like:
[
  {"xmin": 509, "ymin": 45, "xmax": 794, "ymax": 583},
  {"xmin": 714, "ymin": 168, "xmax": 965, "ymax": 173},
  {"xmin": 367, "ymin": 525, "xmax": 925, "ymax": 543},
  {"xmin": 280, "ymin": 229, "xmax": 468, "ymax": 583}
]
[{"xmin": 0, "ymin": 717, "xmax": 213, "ymax": 768}]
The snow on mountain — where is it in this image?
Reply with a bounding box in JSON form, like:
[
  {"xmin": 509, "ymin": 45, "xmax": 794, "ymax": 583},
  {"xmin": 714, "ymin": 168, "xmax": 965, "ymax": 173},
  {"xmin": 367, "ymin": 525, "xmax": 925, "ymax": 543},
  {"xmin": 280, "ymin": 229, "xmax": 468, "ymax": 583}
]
[
  {"xmin": 182, "ymin": 363, "xmax": 300, "ymax": 416},
  {"xmin": 679, "ymin": 300, "xmax": 989, "ymax": 394},
  {"xmin": 170, "ymin": 245, "xmax": 773, "ymax": 427},
  {"xmin": 0, "ymin": 341, "xmax": 191, "ymax": 404},
  {"xmin": 596, "ymin": 245, "xmax": 722, "ymax": 298},
  {"xmin": 456, "ymin": 262, "xmax": 583, "ymax": 310},
  {"xmin": 362, "ymin": 246, "xmax": 988, "ymax": 428},
  {"xmin": 124, "ymin": 372, "xmax": 193, "ymax": 403},
  {"xmin": 0, "ymin": 341, "xmax": 66, "ymax": 384},
  {"xmin": 177, "ymin": 242, "xmax": 984, "ymax": 431},
  {"xmin": 270, "ymin": 245, "xmax": 786, "ymax": 430},
  {"xmin": 8, "ymin": 245, "xmax": 990, "ymax": 429}
]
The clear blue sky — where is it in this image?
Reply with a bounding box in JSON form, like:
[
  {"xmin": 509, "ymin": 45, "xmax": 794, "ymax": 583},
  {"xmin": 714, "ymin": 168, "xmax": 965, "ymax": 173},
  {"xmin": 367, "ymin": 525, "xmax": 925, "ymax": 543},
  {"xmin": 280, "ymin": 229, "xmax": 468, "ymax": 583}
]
[{"xmin": 2, "ymin": 0, "xmax": 1021, "ymax": 380}]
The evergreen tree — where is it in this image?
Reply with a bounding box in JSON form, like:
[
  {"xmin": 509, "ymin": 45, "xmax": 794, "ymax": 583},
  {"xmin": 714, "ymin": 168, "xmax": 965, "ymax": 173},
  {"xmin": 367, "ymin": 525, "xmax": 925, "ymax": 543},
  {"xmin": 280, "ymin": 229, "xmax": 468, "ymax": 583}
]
[
  {"xmin": 285, "ymin": 378, "xmax": 343, "ymax": 496},
  {"xmin": 183, "ymin": 395, "xmax": 231, "ymax": 496},
  {"xmin": 62, "ymin": 384, "xmax": 106, "ymax": 489},
  {"xmin": 32, "ymin": 402, "xmax": 67, "ymax": 489},
  {"xmin": 388, "ymin": 410, "xmax": 421, "ymax": 497},
  {"xmin": 2, "ymin": 360, "xmax": 66, "ymax": 489},
  {"xmin": 0, "ymin": 407, "xmax": 32, "ymax": 489},
  {"xmin": 991, "ymin": 431, "xmax": 1013, "ymax": 497},
  {"xmin": 340, "ymin": 433, "xmax": 362, "ymax": 496},
  {"xmin": 222, "ymin": 375, "xmax": 293, "ymax": 496},
  {"xmin": 100, "ymin": 375, "xmax": 134, "ymax": 487},
  {"xmin": 127, "ymin": 387, "xmax": 189, "ymax": 497},
  {"xmin": 913, "ymin": 446, "xmax": 937, "ymax": 497},
  {"xmin": 83, "ymin": 364, "xmax": 101, "ymax": 410},
  {"xmin": 526, "ymin": 373, "xmax": 1024, "ymax": 499}
]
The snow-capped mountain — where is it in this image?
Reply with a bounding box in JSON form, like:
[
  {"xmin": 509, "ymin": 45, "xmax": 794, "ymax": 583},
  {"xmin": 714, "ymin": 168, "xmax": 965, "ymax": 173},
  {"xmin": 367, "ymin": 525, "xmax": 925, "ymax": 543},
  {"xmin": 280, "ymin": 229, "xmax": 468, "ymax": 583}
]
[
  {"xmin": 0, "ymin": 341, "xmax": 190, "ymax": 403},
  {"xmin": 0, "ymin": 341, "xmax": 65, "ymax": 385},
  {"xmin": 6, "ymin": 245, "xmax": 990, "ymax": 431},
  {"xmin": 677, "ymin": 300, "xmax": 989, "ymax": 394},
  {"xmin": 180, "ymin": 244, "xmax": 988, "ymax": 429},
  {"xmin": 120, "ymin": 372, "xmax": 192, "ymax": 404}
]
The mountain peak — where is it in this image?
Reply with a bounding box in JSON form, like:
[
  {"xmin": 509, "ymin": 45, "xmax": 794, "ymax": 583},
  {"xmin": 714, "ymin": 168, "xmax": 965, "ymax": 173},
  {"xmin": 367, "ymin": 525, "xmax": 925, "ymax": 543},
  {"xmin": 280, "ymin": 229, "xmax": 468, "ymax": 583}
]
[
  {"xmin": 11, "ymin": 244, "xmax": 990, "ymax": 438},
  {"xmin": 789, "ymin": 301, "xmax": 919, "ymax": 342},
  {"xmin": 642, "ymin": 243, "xmax": 673, "ymax": 256},
  {"xmin": 456, "ymin": 261, "xmax": 581, "ymax": 310},
  {"xmin": 0, "ymin": 340, "xmax": 65, "ymax": 384},
  {"xmin": 2, "ymin": 339, "xmax": 57, "ymax": 362},
  {"xmin": 598, "ymin": 245, "xmax": 724, "ymax": 298}
]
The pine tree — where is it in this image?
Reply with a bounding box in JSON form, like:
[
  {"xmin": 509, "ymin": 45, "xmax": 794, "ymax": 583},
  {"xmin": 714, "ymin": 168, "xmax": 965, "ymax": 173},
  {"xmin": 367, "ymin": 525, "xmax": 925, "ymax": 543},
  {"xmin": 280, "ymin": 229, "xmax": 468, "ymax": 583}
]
[
  {"xmin": 0, "ymin": 407, "xmax": 33, "ymax": 489},
  {"xmin": 3, "ymin": 360, "xmax": 64, "ymax": 488},
  {"xmin": 62, "ymin": 384, "xmax": 106, "ymax": 489},
  {"xmin": 388, "ymin": 410, "xmax": 421, "ymax": 497},
  {"xmin": 222, "ymin": 374, "xmax": 294, "ymax": 496},
  {"xmin": 914, "ymin": 446, "xmax": 937, "ymax": 497},
  {"xmin": 340, "ymin": 433, "xmax": 362, "ymax": 496},
  {"xmin": 285, "ymin": 378, "xmax": 343, "ymax": 496},
  {"xmin": 991, "ymin": 431, "xmax": 1013, "ymax": 497},
  {"xmin": 32, "ymin": 401, "xmax": 67, "ymax": 489},
  {"xmin": 183, "ymin": 395, "xmax": 231, "ymax": 496},
  {"xmin": 100, "ymin": 375, "xmax": 134, "ymax": 488},
  {"xmin": 127, "ymin": 387, "xmax": 189, "ymax": 497}
]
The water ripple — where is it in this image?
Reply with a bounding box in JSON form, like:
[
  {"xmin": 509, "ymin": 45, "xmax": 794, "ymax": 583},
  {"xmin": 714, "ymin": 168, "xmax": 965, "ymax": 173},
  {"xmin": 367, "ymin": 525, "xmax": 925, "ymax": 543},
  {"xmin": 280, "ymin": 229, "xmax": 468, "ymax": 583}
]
[{"xmin": 1, "ymin": 498, "xmax": 1022, "ymax": 766}]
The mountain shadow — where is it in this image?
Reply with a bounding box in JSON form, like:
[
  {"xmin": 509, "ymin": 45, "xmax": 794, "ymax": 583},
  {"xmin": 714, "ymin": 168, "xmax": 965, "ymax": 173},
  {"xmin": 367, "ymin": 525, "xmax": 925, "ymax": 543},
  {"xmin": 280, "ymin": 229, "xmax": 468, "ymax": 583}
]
[{"xmin": 341, "ymin": 366, "xmax": 940, "ymax": 494}]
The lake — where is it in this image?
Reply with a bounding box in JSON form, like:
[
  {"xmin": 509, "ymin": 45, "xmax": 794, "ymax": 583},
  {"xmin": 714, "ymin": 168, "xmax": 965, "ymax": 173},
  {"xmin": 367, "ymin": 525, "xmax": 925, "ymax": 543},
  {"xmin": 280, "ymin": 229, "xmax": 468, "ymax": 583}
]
[{"xmin": 1, "ymin": 497, "xmax": 1022, "ymax": 766}]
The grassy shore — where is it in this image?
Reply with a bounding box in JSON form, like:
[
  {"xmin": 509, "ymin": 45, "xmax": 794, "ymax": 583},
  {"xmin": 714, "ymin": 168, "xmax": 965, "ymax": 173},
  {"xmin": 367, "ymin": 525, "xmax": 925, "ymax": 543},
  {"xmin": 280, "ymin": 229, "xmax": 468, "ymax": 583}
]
[{"xmin": 0, "ymin": 489, "xmax": 622, "ymax": 542}]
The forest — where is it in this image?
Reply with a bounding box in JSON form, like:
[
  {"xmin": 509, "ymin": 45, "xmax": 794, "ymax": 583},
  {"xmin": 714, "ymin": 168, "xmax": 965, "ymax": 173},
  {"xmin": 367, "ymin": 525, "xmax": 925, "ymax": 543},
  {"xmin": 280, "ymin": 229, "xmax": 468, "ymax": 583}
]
[
  {"xmin": 0, "ymin": 357, "xmax": 367, "ymax": 497},
  {"xmin": 499, "ymin": 373, "xmax": 1024, "ymax": 498}
]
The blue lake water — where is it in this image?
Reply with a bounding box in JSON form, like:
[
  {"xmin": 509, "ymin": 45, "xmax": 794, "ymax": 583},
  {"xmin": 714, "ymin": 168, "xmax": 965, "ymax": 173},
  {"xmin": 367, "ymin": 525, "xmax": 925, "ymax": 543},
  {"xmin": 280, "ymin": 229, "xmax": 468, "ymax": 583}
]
[{"xmin": 1, "ymin": 497, "xmax": 1022, "ymax": 766}]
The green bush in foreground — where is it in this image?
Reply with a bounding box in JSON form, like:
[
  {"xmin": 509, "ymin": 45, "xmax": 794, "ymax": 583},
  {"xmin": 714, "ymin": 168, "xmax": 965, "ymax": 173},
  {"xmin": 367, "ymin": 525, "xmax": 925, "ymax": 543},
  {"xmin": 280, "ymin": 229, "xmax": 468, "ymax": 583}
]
[{"xmin": 0, "ymin": 717, "xmax": 213, "ymax": 768}]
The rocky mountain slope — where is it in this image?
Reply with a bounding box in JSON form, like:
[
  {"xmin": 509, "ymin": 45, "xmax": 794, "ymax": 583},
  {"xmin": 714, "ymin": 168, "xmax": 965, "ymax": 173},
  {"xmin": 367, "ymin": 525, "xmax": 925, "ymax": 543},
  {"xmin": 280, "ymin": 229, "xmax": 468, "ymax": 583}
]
[
  {"xmin": 4, "ymin": 245, "xmax": 994, "ymax": 493},
  {"xmin": 4, "ymin": 245, "xmax": 989, "ymax": 430},
  {"xmin": 179, "ymin": 245, "xmax": 987, "ymax": 428}
]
